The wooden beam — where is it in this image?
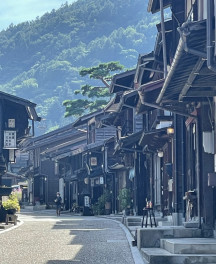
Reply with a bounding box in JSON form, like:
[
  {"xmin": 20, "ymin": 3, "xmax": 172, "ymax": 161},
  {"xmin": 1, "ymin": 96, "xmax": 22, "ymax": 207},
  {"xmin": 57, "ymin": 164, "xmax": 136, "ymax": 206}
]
[
  {"xmin": 114, "ymin": 84, "xmax": 133, "ymax": 90},
  {"xmin": 183, "ymin": 90, "xmax": 216, "ymax": 97},
  {"xmin": 191, "ymin": 83, "xmax": 216, "ymax": 87},
  {"xmin": 197, "ymin": 67, "xmax": 216, "ymax": 76}
]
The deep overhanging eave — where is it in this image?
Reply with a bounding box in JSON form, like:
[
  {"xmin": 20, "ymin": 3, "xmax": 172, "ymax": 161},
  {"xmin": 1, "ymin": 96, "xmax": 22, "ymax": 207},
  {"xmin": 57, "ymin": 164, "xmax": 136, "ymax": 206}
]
[
  {"xmin": 179, "ymin": 57, "xmax": 205, "ymax": 101},
  {"xmin": 156, "ymin": 37, "xmax": 185, "ymax": 104}
]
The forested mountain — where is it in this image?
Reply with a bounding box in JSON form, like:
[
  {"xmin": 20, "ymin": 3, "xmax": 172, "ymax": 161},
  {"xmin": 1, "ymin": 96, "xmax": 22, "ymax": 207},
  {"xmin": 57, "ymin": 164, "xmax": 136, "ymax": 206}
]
[{"xmin": 0, "ymin": 0, "xmax": 158, "ymax": 134}]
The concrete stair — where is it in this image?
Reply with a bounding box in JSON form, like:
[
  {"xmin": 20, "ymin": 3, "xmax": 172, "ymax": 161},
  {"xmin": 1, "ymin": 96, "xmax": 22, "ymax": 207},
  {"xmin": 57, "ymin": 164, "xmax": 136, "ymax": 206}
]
[
  {"xmin": 160, "ymin": 238, "xmax": 216, "ymax": 254},
  {"xmin": 126, "ymin": 215, "xmax": 168, "ymax": 227},
  {"xmin": 126, "ymin": 217, "xmax": 142, "ymax": 227},
  {"xmin": 157, "ymin": 221, "xmax": 173, "ymax": 227},
  {"xmin": 141, "ymin": 247, "xmax": 216, "ymax": 264},
  {"xmin": 183, "ymin": 221, "xmax": 199, "ymax": 228},
  {"xmin": 141, "ymin": 238, "xmax": 216, "ymax": 264},
  {"xmin": 137, "ymin": 227, "xmax": 201, "ymax": 249}
]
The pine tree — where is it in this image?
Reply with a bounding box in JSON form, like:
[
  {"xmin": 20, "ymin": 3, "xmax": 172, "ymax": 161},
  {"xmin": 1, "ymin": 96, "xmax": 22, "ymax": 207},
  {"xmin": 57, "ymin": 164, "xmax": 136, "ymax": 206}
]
[{"xmin": 63, "ymin": 61, "xmax": 124, "ymax": 117}]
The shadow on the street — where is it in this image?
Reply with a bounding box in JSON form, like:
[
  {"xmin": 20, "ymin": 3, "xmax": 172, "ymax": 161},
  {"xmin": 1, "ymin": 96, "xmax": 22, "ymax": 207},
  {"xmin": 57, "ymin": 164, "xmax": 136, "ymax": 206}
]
[
  {"xmin": 47, "ymin": 261, "xmax": 81, "ymax": 263},
  {"xmin": 47, "ymin": 218, "xmax": 132, "ymax": 264}
]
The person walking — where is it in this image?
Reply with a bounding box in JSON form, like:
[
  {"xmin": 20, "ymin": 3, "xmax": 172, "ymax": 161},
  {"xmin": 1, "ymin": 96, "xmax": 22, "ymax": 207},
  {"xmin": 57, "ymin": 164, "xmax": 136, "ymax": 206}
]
[{"xmin": 54, "ymin": 192, "xmax": 62, "ymax": 216}]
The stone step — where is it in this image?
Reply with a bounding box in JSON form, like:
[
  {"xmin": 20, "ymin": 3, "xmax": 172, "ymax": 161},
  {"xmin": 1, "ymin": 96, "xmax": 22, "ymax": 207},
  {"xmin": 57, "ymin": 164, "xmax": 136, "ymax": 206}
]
[
  {"xmin": 141, "ymin": 248, "xmax": 216, "ymax": 264},
  {"xmin": 137, "ymin": 227, "xmax": 201, "ymax": 250},
  {"xmin": 126, "ymin": 217, "xmax": 141, "ymax": 226},
  {"xmin": 160, "ymin": 238, "xmax": 216, "ymax": 254},
  {"xmin": 127, "ymin": 222, "xmax": 141, "ymax": 226},
  {"xmin": 158, "ymin": 221, "xmax": 173, "ymax": 226},
  {"xmin": 183, "ymin": 221, "xmax": 199, "ymax": 228},
  {"xmin": 173, "ymin": 227, "xmax": 201, "ymax": 238},
  {"xmin": 155, "ymin": 217, "xmax": 167, "ymax": 224},
  {"xmin": 126, "ymin": 217, "xmax": 142, "ymax": 222}
]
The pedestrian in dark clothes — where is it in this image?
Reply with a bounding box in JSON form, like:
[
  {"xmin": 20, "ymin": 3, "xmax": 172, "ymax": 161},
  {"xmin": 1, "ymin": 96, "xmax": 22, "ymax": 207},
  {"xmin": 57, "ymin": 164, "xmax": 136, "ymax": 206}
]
[{"xmin": 54, "ymin": 192, "xmax": 62, "ymax": 216}]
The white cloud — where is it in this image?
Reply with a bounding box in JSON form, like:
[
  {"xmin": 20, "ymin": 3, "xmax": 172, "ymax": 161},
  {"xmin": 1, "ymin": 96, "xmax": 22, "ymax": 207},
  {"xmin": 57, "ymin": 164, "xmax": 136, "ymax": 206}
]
[{"xmin": 0, "ymin": 0, "xmax": 76, "ymax": 31}]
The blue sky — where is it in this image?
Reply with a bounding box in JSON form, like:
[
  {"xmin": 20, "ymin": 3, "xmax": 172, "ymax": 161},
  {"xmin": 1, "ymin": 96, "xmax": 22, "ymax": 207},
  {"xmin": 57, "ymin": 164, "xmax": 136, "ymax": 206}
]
[{"xmin": 0, "ymin": 0, "xmax": 77, "ymax": 31}]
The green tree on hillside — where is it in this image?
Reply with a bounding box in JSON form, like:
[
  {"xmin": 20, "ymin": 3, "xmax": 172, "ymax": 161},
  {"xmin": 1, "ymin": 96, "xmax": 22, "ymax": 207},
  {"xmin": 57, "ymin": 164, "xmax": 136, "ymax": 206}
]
[{"xmin": 63, "ymin": 61, "xmax": 124, "ymax": 117}]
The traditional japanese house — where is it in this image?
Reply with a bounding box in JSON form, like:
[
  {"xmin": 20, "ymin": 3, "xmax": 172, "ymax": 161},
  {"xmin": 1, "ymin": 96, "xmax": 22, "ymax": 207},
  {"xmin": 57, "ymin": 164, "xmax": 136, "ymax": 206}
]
[
  {"xmin": 72, "ymin": 110, "xmax": 118, "ymax": 214},
  {"xmin": 106, "ymin": 70, "xmax": 149, "ymax": 215},
  {"xmin": 20, "ymin": 123, "xmax": 86, "ymax": 207},
  {"xmin": 0, "ymin": 91, "xmax": 40, "ymax": 198},
  {"xmin": 118, "ymin": 1, "xmax": 193, "ymax": 227},
  {"xmin": 107, "ymin": 13, "xmax": 189, "ymax": 221},
  {"xmin": 148, "ymin": 0, "xmax": 216, "ymax": 235}
]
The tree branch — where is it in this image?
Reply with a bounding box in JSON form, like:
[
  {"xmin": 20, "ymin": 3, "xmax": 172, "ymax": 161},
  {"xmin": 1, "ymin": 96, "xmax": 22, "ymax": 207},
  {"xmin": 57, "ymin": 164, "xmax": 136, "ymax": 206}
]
[{"xmin": 100, "ymin": 77, "xmax": 110, "ymax": 88}]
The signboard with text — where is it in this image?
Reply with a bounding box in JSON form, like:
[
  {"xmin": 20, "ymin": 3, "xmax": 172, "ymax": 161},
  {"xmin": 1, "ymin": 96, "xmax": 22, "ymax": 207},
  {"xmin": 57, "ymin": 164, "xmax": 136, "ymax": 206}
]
[
  {"xmin": 8, "ymin": 119, "xmax": 15, "ymax": 128},
  {"xmin": 4, "ymin": 131, "xmax": 17, "ymax": 149},
  {"xmin": 90, "ymin": 157, "xmax": 97, "ymax": 166}
]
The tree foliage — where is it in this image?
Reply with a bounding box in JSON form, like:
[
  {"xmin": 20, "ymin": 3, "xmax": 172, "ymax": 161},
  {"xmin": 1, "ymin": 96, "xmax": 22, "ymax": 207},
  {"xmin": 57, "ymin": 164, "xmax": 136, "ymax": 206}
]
[
  {"xmin": 63, "ymin": 61, "xmax": 124, "ymax": 117},
  {"xmin": 0, "ymin": 0, "xmax": 157, "ymax": 134}
]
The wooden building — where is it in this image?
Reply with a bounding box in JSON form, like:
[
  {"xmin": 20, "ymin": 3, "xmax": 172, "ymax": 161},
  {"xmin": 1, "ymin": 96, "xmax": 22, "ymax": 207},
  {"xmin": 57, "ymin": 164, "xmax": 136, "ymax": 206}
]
[
  {"xmin": 145, "ymin": 0, "xmax": 216, "ymax": 235},
  {"xmin": 0, "ymin": 91, "xmax": 40, "ymax": 198},
  {"xmin": 72, "ymin": 110, "xmax": 118, "ymax": 214},
  {"xmin": 20, "ymin": 123, "xmax": 86, "ymax": 207}
]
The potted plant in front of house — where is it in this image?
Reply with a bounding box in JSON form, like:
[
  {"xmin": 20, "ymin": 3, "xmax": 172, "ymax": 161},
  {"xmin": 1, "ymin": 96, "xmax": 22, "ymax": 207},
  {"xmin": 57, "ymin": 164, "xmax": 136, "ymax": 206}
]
[
  {"xmin": 93, "ymin": 190, "xmax": 112, "ymax": 215},
  {"xmin": 118, "ymin": 188, "xmax": 131, "ymax": 216},
  {"xmin": 2, "ymin": 194, "xmax": 20, "ymax": 214}
]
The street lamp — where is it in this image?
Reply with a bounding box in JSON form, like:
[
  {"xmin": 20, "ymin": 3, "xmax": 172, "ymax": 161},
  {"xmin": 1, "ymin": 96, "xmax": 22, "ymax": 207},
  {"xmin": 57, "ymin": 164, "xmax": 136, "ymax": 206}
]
[{"xmin": 167, "ymin": 127, "xmax": 174, "ymax": 135}]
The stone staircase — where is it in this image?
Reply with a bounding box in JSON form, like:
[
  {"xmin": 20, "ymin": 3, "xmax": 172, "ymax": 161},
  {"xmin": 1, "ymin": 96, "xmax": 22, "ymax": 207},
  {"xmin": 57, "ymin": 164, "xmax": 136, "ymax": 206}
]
[
  {"xmin": 137, "ymin": 226, "xmax": 201, "ymax": 249},
  {"xmin": 139, "ymin": 230, "xmax": 216, "ymax": 264},
  {"xmin": 123, "ymin": 215, "xmax": 216, "ymax": 263},
  {"xmin": 126, "ymin": 217, "xmax": 142, "ymax": 227},
  {"xmin": 125, "ymin": 215, "xmax": 168, "ymax": 227}
]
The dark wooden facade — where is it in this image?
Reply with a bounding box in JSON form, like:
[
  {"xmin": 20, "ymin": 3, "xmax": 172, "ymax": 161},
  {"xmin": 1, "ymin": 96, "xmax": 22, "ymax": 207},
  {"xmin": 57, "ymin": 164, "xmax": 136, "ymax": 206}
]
[
  {"xmin": 145, "ymin": 0, "xmax": 216, "ymax": 235},
  {"xmin": 0, "ymin": 91, "xmax": 40, "ymax": 198},
  {"xmin": 20, "ymin": 123, "xmax": 87, "ymax": 206}
]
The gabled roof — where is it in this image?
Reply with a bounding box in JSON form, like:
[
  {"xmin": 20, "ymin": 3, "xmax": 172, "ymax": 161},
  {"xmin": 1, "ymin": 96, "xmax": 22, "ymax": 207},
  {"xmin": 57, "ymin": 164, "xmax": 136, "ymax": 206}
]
[
  {"xmin": 20, "ymin": 122, "xmax": 87, "ymax": 152},
  {"xmin": 110, "ymin": 69, "xmax": 135, "ymax": 94},
  {"xmin": 134, "ymin": 52, "xmax": 155, "ymax": 85},
  {"xmin": 137, "ymin": 79, "xmax": 164, "ymax": 113},
  {"xmin": 73, "ymin": 109, "xmax": 104, "ymax": 127},
  {"xmin": 116, "ymin": 130, "xmax": 143, "ymax": 149},
  {"xmin": 122, "ymin": 90, "xmax": 139, "ymax": 109},
  {"xmin": 139, "ymin": 128, "xmax": 169, "ymax": 151},
  {"xmin": 0, "ymin": 90, "xmax": 40, "ymax": 121}
]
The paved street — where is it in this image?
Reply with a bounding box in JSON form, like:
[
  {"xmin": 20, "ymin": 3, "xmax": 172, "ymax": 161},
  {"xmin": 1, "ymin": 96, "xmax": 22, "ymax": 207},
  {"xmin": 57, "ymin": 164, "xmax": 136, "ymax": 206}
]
[{"xmin": 0, "ymin": 210, "xmax": 144, "ymax": 264}]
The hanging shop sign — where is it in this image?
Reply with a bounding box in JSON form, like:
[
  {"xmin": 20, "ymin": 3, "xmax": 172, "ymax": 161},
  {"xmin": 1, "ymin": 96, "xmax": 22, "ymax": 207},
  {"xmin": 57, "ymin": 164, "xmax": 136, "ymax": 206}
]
[
  {"xmin": 99, "ymin": 176, "xmax": 104, "ymax": 185},
  {"xmin": 4, "ymin": 131, "xmax": 17, "ymax": 149},
  {"xmin": 8, "ymin": 119, "xmax": 15, "ymax": 128},
  {"xmin": 9, "ymin": 149, "xmax": 15, "ymax": 162},
  {"xmin": 90, "ymin": 157, "xmax": 97, "ymax": 166},
  {"xmin": 84, "ymin": 196, "xmax": 90, "ymax": 207}
]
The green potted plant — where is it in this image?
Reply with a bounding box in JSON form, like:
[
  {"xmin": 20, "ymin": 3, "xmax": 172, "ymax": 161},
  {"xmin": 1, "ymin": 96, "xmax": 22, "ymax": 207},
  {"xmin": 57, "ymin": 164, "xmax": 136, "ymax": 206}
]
[
  {"xmin": 93, "ymin": 190, "xmax": 112, "ymax": 215},
  {"xmin": 2, "ymin": 194, "xmax": 20, "ymax": 214},
  {"xmin": 118, "ymin": 188, "xmax": 131, "ymax": 215}
]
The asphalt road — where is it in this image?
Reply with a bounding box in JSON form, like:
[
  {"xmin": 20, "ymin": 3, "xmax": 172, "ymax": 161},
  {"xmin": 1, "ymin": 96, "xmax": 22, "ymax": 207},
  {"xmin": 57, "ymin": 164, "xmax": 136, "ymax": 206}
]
[{"xmin": 0, "ymin": 210, "xmax": 144, "ymax": 264}]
